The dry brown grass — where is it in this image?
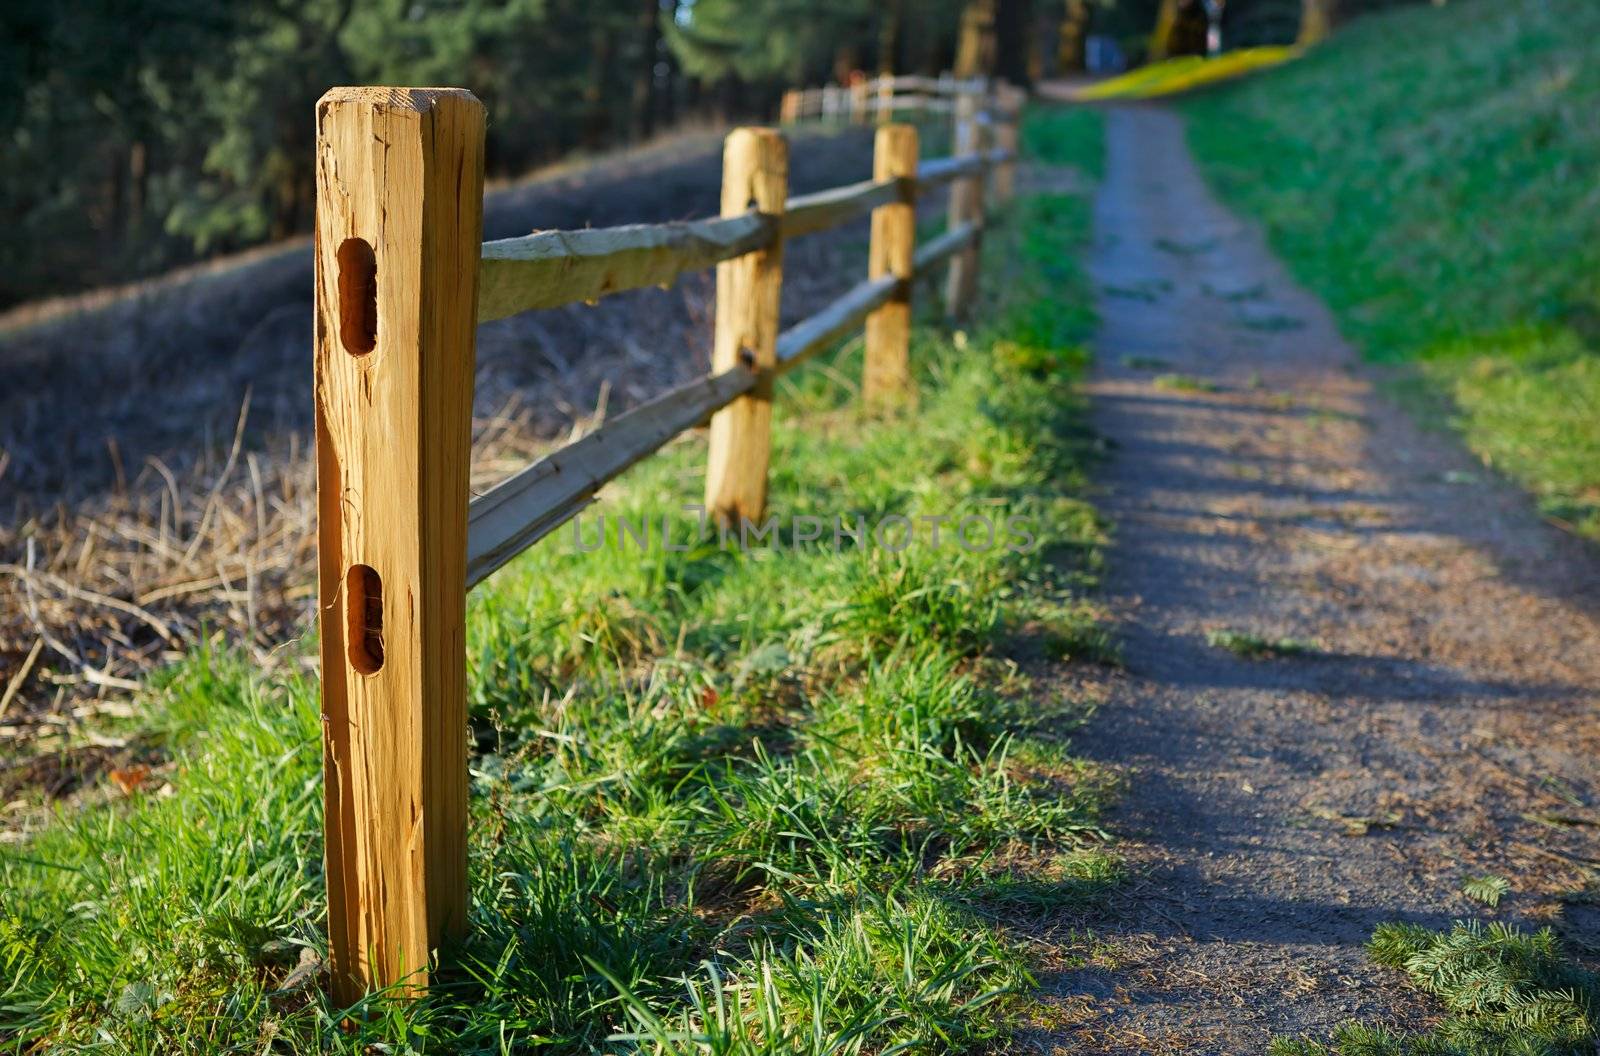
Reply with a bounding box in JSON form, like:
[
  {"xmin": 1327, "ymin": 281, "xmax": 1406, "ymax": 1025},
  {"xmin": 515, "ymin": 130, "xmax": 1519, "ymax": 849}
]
[{"xmin": 0, "ymin": 124, "xmax": 958, "ymax": 795}]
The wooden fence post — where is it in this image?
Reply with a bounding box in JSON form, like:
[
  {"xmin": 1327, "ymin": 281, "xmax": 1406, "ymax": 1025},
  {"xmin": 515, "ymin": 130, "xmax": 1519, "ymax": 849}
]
[
  {"xmin": 314, "ymin": 87, "xmax": 484, "ymax": 1003},
  {"xmin": 945, "ymin": 91, "xmax": 983, "ymax": 321},
  {"xmin": 993, "ymin": 86, "xmax": 1019, "ymax": 204},
  {"xmin": 864, "ymin": 124, "xmax": 919, "ymax": 404},
  {"xmin": 705, "ymin": 129, "xmax": 788, "ymax": 527}
]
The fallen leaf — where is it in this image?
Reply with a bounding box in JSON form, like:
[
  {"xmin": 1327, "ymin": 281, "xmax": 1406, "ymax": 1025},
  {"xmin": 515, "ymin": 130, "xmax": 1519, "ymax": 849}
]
[{"xmin": 108, "ymin": 765, "xmax": 150, "ymax": 795}]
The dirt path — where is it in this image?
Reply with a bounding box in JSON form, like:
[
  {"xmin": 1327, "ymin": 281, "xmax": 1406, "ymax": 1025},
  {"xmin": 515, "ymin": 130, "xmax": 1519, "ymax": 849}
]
[{"xmin": 1026, "ymin": 105, "xmax": 1600, "ymax": 1052}]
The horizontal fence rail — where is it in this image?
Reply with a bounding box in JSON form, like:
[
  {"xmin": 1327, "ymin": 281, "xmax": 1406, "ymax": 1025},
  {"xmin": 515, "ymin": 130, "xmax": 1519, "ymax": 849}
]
[
  {"xmin": 782, "ymin": 178, "xmax": 903, "ymax": 239},
  {"xmin": 779, "ymin": 72, "xmax": 995, "ymax": 125},
  {"xmin": 479, "ymin": 213, "xmax": 773, "ymax": 322},
  {"xmin": 775, "ymin": 273, "xmax": 900, "ymax": 371},
  {"xmin": 478, "ymin": 149, "xmax": 1013, "ymax": 320},
  {"xmin": 465, "ymin": 366, "xmax": 757, "ymax": 587},
  {"xmin": 913, "ymin": 221, "xmax": 981, "ymax": 276},
  {"xmin": 313, "ymin": 76, "xmax": 1022, "ymax": 1004}
]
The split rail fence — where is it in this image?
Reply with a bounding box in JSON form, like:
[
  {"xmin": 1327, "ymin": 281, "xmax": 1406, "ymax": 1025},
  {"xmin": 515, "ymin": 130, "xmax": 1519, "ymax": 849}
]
[
  {"xmin": 312, "ymin": 78, "xmax": 1020, "ymax": 1002},
  {"xmin": 779, "ymin": 72, "xmax": 995, "ymax": 125}
]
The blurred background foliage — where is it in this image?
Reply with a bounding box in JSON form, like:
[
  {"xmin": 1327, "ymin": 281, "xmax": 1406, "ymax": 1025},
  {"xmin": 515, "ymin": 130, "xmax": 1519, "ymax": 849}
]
[{"xmin": 0, "ymin": 0, "xmax": 1426, "ymax": 308}]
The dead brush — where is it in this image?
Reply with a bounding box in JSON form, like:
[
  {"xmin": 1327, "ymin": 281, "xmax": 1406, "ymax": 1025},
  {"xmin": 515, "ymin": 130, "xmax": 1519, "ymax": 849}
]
[{"xmin": 0, "ymin": 185, "xmax": 908, "ymax": 807}]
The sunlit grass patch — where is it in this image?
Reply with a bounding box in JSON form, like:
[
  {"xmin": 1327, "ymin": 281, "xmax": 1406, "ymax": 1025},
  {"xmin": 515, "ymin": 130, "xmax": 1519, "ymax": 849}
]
[
  {"xmin": 1072, "ymin": 47, "xmax": 1300, "ymax": 102},
  {"xmin": 1425, "ymin": 329, "xmax": 1600, "ymax": 538},
  {"xmin": 1152, "ymin": 373, "xmax": 1220, "ymax": 394},
  {"xmin": 1206, "ymin": 628, "xmax": 1320, "ymax": 659},
  {"xmin": 1185, "ymin": 0, "xmax": 1600, "ymax": 542}
]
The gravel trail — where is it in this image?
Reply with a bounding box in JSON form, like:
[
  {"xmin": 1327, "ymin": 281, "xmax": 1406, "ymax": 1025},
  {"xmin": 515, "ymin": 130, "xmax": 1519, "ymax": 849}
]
[{"xmin": 1026, "ymin": 104, "xmax": 1600, "ymax": 1053}]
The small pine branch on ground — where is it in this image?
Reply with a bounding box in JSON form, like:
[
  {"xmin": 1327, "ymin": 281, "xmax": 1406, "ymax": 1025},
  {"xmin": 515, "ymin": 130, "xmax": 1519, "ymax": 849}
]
[
  {"xmin": 1273, "ymin": 920, "xmax": 1600, "ymax": 1055},
  {"xmin": 1460, "ymin": 874, "xmax": 1511, "ymax": 908}
]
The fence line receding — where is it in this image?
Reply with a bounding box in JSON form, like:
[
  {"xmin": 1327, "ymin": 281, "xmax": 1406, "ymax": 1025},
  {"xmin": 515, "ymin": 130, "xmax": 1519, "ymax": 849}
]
[{"xmin": 312, "ymin": 75, "xmax": 1024, "ymax": 1002}]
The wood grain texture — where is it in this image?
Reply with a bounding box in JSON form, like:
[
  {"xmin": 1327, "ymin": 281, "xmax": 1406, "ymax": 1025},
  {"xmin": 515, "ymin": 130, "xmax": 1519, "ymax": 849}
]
[
  {"xmin": 464, "ymin": 366, "xmax": 757, "ymax": 587},
  {"xmin": 864, "ymin": 124, "xmax": 919, "ymax": 403},
  {"xmin": 478, "ymin": 213, "xmax": 774, "ymax": 321},
  {"xmin": 314, "ymin": 86, "xmax": 483, "ymax": 1003},
  {"xmin": 704, "ymin": 129, "xmax": 787, "ymax": 527}
]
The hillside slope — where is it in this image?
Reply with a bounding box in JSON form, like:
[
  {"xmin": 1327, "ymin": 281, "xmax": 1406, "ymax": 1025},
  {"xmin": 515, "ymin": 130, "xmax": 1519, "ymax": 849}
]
[{"xmin": 1185, "ymin": 0, "xmax": 1600, "ymax": 537}]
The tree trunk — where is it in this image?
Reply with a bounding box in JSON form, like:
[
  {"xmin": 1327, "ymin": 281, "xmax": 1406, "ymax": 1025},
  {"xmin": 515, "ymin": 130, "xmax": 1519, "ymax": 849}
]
[
  {"xmin": 1298, "ymin": 0, "xmax": 1336, "ymax": 45},
  {"xmin": 994, "ymin": 0, "xmax": 1032, "ymax": 87},
  {"xmin": 630, "ymin": 0, "xmax": 660, "ymax": 142},
  {"xmin": 1150, "ymin": 0, "xmax": 1208, "ymax": 60},
  {"xmin": 877, "ymin": 0, "xmax": 905, "ymax": 74},
  {"xmin": 107, "ymin": 144, "xmax": 126, "ymax": 246},
  {"xmin": 1150, "ymin": 0, "xmax": 1182, "ymax": 59},
  {"xmin": 833, "ymin": 43, "xmax": 860, "ymax": 84},
  {"xmin": 954, "ymin": 0, "xmax": 997, "ymax": 78},
  {"xmin": 584, "ymin": 23, "xmax": 618, "ymax": 150},
  {"xmin": 1057, "ymin": 0, "xmax": 1090, "ymax": 72}
]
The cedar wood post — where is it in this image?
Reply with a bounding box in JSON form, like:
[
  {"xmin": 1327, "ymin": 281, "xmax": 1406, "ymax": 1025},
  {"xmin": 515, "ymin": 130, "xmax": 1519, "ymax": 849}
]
[
  {"xmin": 864, "ymin": 124, "xmax": 919, "ymax": 403},
  {"xmin": 314, "ymin": 87, "xmax": 483, "ymax": 1003},
  {"xmin": 704, "ymin": 129, "xmax": 789, "ymax": 527}
]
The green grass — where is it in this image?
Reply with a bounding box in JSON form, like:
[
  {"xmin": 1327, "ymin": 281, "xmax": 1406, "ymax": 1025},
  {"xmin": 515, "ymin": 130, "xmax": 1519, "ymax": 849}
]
[
  {"xmin": 1205, "ymin": 629, "xmax": 1319, "ymax": 659},
  {"xmin": 1185, "ymin": 0, "xmax": 1600, "ymax": 539},
  {"xmin": 0, "ymin": 114, "xmax": 1112, "ymax": 1053},
  {"xmin": 1022, "ymin": 106, "xmax": 1105, "ymax": 181},
  {"xmin": 1152, "ymin": 373, "xmax": 1220, "ymax": 394},
  {"xmin": 1072, "ymin": 47, "xmax": 1301, "ymax": 101},
  {"xmin": 1271, "ymin": 920, "xmax": 1600, "ymax": 1055}
]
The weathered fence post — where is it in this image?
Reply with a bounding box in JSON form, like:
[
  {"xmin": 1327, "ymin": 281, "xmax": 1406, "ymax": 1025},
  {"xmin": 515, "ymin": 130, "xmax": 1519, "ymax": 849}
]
[
  {"xmin": 945, "ymin": 91, "xmax": 984, "ymax": 320},
  {"xmin": 877, "ymin": 76, "xmax": 894, "ymax": 125},
  {"xmin": 705, "ymin": 129, "xmax": 788, "ymax": 527},
  {"xmin": 993, "ymin": 84, "xmax": 1020, "ymax": 204},
  {"xmin": 864, "ymin": 124, "xmax": 919, "ymax": 403},
  {"xmin": 314, "ymin": 87, "xmax": 484, "ymax": 1003}
]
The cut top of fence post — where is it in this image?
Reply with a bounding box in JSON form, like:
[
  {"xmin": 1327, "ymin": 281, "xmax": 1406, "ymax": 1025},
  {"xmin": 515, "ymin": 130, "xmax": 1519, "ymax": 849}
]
[
  {"xmin": 313, "ymin": 85, "xmax": 484, "ymax": 1005},
  {"xmin": 704, "ymin": 128, "xmax": 788, "ymax": 528}
]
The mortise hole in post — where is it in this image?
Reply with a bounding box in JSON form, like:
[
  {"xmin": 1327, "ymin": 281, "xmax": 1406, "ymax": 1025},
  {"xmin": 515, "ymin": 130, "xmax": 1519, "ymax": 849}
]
[
  {"xmin": 346, "ymin": 564, "xmax": 384, "ymax": 674},
  {"xmin": 336, "ymin": 238, "xmax": 377, "ymax": 356}
]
